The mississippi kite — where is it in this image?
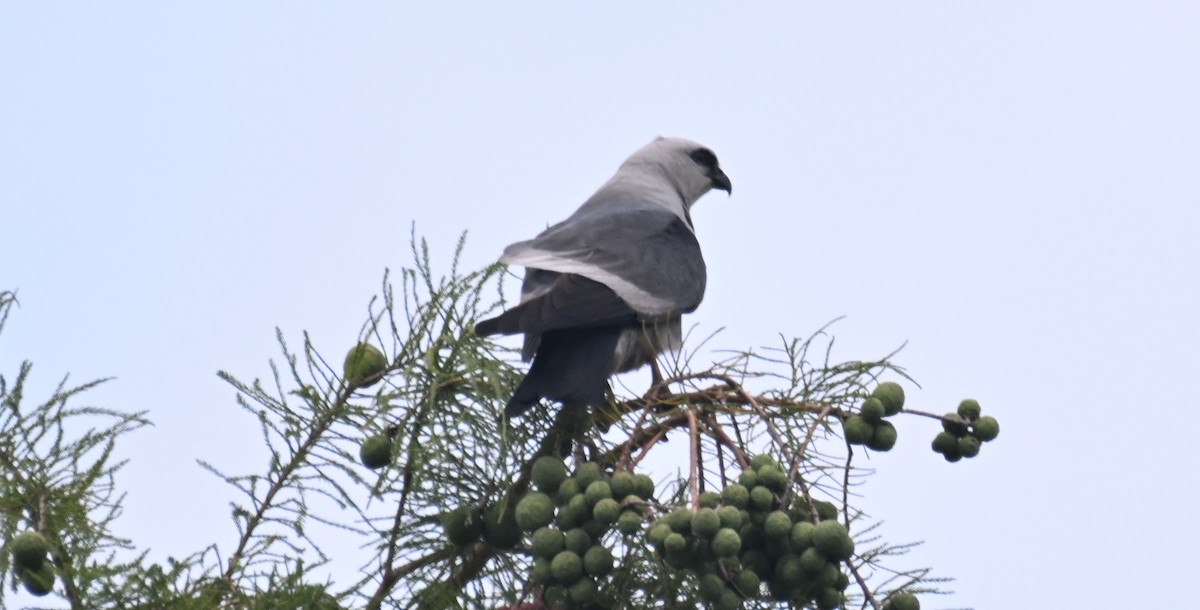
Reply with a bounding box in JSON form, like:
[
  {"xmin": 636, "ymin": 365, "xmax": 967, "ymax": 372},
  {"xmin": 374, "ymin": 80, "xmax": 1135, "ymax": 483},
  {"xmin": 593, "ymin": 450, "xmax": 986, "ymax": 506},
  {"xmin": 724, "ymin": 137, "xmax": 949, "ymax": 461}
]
[{"xmin": 475, "ymin": 137, "xmax": 731, "ymax": 417}]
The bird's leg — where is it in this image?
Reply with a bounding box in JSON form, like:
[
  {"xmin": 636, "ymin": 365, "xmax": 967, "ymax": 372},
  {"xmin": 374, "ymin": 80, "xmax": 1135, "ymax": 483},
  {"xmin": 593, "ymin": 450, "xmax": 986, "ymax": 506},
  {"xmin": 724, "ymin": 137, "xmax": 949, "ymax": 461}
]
[{"xmin": 643, "ymin": 358, "xmax": 673, "ymax": 405}]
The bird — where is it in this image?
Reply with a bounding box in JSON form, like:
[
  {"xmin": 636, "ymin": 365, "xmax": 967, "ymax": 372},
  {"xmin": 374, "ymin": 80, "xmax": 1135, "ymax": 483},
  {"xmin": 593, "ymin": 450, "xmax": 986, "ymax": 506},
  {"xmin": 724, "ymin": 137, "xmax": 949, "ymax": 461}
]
[{"xmin": 475, "ymin": 136, "xmax": 731, "ymax": 418}]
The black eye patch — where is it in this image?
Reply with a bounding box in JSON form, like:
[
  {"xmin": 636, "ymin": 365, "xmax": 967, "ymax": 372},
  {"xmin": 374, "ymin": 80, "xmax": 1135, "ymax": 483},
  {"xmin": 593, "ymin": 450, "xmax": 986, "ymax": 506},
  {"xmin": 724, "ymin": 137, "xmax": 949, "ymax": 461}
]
[{"xmin": 689, "ymin": 148, "xmax": 718, "ymax": 169}]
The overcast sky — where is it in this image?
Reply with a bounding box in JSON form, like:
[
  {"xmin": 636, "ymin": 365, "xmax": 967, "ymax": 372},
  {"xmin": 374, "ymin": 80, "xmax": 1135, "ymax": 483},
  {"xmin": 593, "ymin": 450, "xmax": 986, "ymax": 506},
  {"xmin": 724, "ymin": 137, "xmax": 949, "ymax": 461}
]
[{"xmin": 2, "ymin": 3, "xmax": 1198, "ymax": 608}]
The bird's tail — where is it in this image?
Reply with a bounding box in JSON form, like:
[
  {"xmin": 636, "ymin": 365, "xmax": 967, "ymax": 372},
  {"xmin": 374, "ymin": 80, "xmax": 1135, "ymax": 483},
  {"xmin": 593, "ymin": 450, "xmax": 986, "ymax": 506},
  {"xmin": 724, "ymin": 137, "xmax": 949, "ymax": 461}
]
[{"xmin": 504, "ymin": 326, "xmax": 622, "ymax": 418}]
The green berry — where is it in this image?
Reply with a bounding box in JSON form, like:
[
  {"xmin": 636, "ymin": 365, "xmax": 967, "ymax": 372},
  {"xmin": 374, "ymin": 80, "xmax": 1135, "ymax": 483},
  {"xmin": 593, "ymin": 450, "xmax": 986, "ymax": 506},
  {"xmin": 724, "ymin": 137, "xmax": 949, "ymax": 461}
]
[
  {"xmin": 843, "ymin": 415, "xmax": 874, "ymax": 445},
  {"xmin": 721, "ymin": 484, "xmax": 750, "ymax": 509},
  {"xmin": 790, "ymin": 521, "xmax": 815, "ymax": 549},
  {"xmin": 749, "ymin": 486, "xmax": 775, "ymax": 512},
  {"xmin": 556, "ymin": 494, "xmax": 589, "ymax": 528},
  {"xmin": 441, "ymin": 506, "xmax": 482, "ymax": 546},
  {"xmin": 873, "ymin": 381, "xmax": 906, "ymax": 415},
  {"xmin": 591, "ymin": 498, "xmax": 621, "ymax": 524},
  {"xmin": 583, "ymin": 480, "xmax": 612, "ymax": 506},
  {"xmin": 884, "ymin": 591, "xmax": 921, "ymax": 610},
  {"xmin": 531, "ymin": 526, "xmax": 565, "ymax": 558},
  {"xmin": 617, "ymin": 510, "xmax": 643, "ymax": 535},
  {"xmin": 868, "ymin": 420, "xmax": 898, "ymax": 451},
  {"xmin": 717, "ymin": 505, "xmax": 743, "ymax": 530},
  {"xmin": 633, "ymin": 473, "xmax": 656, "ymax": 500},
  {"xmin": 699, "ymin": 491, "xmax": 722, "ymax": 509},
  {"xmin": 568, "ymin": 576, "xmax": 597, "ymax": 603},
  {"xmin": 931, "ymin": 431, "xmax": 958, "ymax": 455},
  {"xmin": 758, "ymin": 466, "xmax": 789, "ymax": 492},
  {"xmin": 942, "ymin": 413, "xmax": 970, "ymax": 436},
  {"xmin": 481, "ymin": 503, "xmax": 521, "ymax": 550},
  {"xmin": 9, "ymin": 531, "xmax": 49, "ymax": 569},
  {"xmin": 698, "ymin": 573, "xmax": 726, "ymax": 601},
  {"xmin": 956, "ymin": 398, "xmax": 981, "ymax": 421},
  {"xmin": 18, "ymin": 563, "xmax": 55, "ymax": 597},
  {"xmin": 749, "ymin": 454, "xmax": 778, "ymax": 470},
  {"xmin": 563, "ymin": 528, "xmax": 591, "ymax": 554},
  {"xmin": 764, "ymin": 511, "xmax": 793, "ymax": 540},
  {"xmin": 530, "ymin": 557, "xmax": 553, "ymax": 584},
  {"xmin": 515, "ymin": 492, "xmax": 555, "ymax": 532},
  {"xmin": 666, "ymin": 507, "xmax": 694, "ymax": 533},
  {"xmin": 692, "ymin": 508, "xmax": 722, "ymax": 538},
  {"xmin": 814, "ymin": 586, "xmax": 844, "ymax": 610},
  {"xmin": 714, "ymin": 588, "xmax": 742, "ymax": 610},
  {"xmin": 583, "ymin": 545, "xmax": 613, "ymax": 576},
  {"xmin": 741, "ymin": 549, "xmax": 770, "ymax": 575},
  {"xmin": 774, "ymin": 553, "xmax": 804, "ymax": 587},
  {"xmin": 550, "ymin": 550, "xmax": 583, "ymax": 584},
  {"xmin": 343, "ymin": 343, "xmax": 387, "ymax": 388},
  {"xmin": 664, "ymin": 532, "xmax": 688, "ymax": 554},
  {"xmin": 711, "ymin": 527, "xmax": 742, "ymax": 557},
  {"xmin": 609, "ymin": 471, "xmax": 636, "ymax": 498},
  {"xmin": 646, "ymin": 521, "xmax": 672, "ymax": 546},
  {"xmin": 531, "ymin": 456, "xmax": 568, "ymax": 492},
  {"xmin": 972, "ymin": 415, "xmax": 1000, "ymax": 441},
  {"xmin": 555, "ymin": 478, "xmax": 581, "ymax": 505},
  {"xmin": 738, "ymin": 469, "xmax": 760, "ymax": 489},
  {"xmin": 814, "ymin": 500, "xmax": 839, "ymax": 521},
  {"xmin": 799, "ymin": 546, "xmax": 828, "ymax": 574},
  {"xmin": 812, "ymin": 519, "xmax": 855, "ymax": 560},
  {"xmin": 860, "ymin": 397, "xmax": 886, "ymax": 422},
  {"xmin": 958, "ymin": 435, "xmax": 982, "ymax": 458},
  {"xmin": 543, "ymin": 585, "xmax": 569, "ymax": 607},
  {"xmin": 734, "ymin": 568, "xmax": 761, "ymax": 597},
  {"xmin": 358, "ymin": 435, "xmax": 392, "ymax": 469},
  {"xmin": 574, "ymin": 462, "xmax": 605, "ymax": 490}
]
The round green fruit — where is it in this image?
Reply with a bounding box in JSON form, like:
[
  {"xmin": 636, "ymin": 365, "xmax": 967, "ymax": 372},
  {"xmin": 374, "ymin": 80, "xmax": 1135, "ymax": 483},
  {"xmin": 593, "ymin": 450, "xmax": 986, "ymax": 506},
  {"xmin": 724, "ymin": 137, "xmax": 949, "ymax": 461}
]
[
  {"xmin": 860, "ymin": 397, "xmax": 886, "ymax": 422},
  {"xmin": 664, "ymin": 532, "xmax": 688, "ymax": 554},
  {"xmin": 481, "ymin": 504, "xmax": 521, "ymax": 550},
  {"xmin": 717, "ymin": 505, "xmax": 743, "ymax": 530},
  {"xmin": 699, "ymin": 491, "xmax": 722, "ymax": 509},
  {"xmin": 749, "ymin": 486, "xmax": 775, "ymax": 512},
  {"xmin": 516, "ymin": 492, "xmax": 555, "ymax": 532},
  {"xmin": 530, "ymin": 557, "xmax": 553, "ymax": 584},
  {"xmin": 957, "ymin": 434, "xmax": 982, "ymax": 458},
  {"xmin": 617, "ymin": 510, "xmax": 643, "ymax": 535},
  {"xmin": 531, "ymin": 456, "xmax": 568, "ymax": 492},
  {"xmin": 868, "ymin": 420, "xmax": 898, "ymax": 451},
  {"xmin": 692, "ymin": 508, "xmax": 722, "ymax": 538},
  {"xmin": 666, "ymin": 507, "xmax": 694, "ymax": 533},
  {"xmin": 633, "ymin": 473, "xmax": 656, "ymax": 500},
  {"xmin": 814, "ymin": 586, "xmax": 844, "ymax": 610},
  {"xmin": 698, "ymin": 573, "xmax": 726, "ymax": 601},
  {"xmin": 646, "ymin": 521, "xmax": 672, "ymax": 546},
  {"xmin": 790, "ymin": 520, "xmax": 815, "ymax": 549},
  {"xmin": 749, "ymin": 454, "xmax": 778, "ymax": 470},
  {"xmin": 609, "ymin": 471, "xmax": 636, "ymax": 498},
  {"xmin": 764, "ymin": 511, "xmax": 793, "ymax": 540},
  {"xmin": 343, "ymin": 343, "xmax": 387, "ymax": 388},
  {"xmin": 583, "ymin": 545, "xmax": 613, "ymax": 576},
  {"xmin": 814, "ymin": 500, "xmax": 839, "ymax": 521},
  {"xmin": 556, "ymin": 494, "xmax": 589, "ymax": 529},
  {"xmin": 18, "ymin": 563, "xmax": 55, "ymax": 597},
  {"xmin": 873, "ymin": 381, "xmax": 906, "ymax": 415},
  {"xmin": 563, "ymin": 528, "xmax": 591, "ymax": 555},
  {"xmin": 592, "ymin": 498, "xmax": 621, "ymax": 524},
  {"xmin": 531, "ymin": 526, "xmax": 565, "ymax": 558},
  {"xmin": 583, "ymin": 480, "xmax": 612, "ymax": 506},
  {"xmin": 956, "ymin": 399, "xmax": 981, "ymax": 421},
  {"xmin": 942, "ymin": 413, "xmax": 970, "ymax": 436},
  {"xmin": 843, "ymin": 415, "xmax": 874, "ymax": 445},
  {"xmin": 569, "ymin": 576, "xmax": 598, "ymax": 603},
  {"xmin": 734, "ymin": 568, "xmax": 761, "ymax": 597},
  {"xmin": 931, "ymin": 431, "xmax": 958, "ymax": 455},
  {"xmin": 555, "ymin": 478, "xmax": 581, "ymax": 505},
  {"xmin": 812, "ymin": 519, "xmax": 855, "ymax": 560},
  {"xmin": 884, "ymin": 591, "xmax": 921, "ymax": 610},
  {"xmin": 550, "ymin": 550, "xmax": 583, "ymax": 584},
  {"xmin": 972, "ymin": 415, "xmax": 1000, "ymax": 442},
  {"xmin": 738, "ymin": 469, "xmax": 760, "ymax": 489},
  {"xmin": 543, "ymin": 585, "xmax": 569, "ymax": 607},
  {"xmin": 758, "ymin": 466, "xmax": 789, "ymax": 492},
  {"xmin": 715, "ymin": 588, "xmax": 742, "ymax": 610},
  {"xmin": 721, "ymin": 483, "xmax": 750, "ymax": 509},
  {"xmin": 774, "ymin": 553, "xmax": 804, "ymax": 587},
  {"xmin": 358, "ymin": 434, "xmax": 392, "ymax": 469},
  {"xmin": 441, "ymin": 506, "xmax": 482, "ymax": 546},
  {"xmin": 574, "ymin": 462, "xmax": 605, "ymax": 490},
  {"xmin": 799, "ymin": 546, "xmax": 828, "ymax": 574},
  {"xmin": 712, "ymin": 527, "xmax": 742, "ymax": 558},
  {"xmin": 9, "ymin": 531, "xmax": 49, "ymax": 569}
]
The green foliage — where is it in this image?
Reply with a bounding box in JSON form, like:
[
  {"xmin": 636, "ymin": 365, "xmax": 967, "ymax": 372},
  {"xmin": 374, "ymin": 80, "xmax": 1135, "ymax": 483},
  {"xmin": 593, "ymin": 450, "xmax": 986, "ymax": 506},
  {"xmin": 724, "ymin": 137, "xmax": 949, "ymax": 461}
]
[{"xmin": 0, "ymin": 224, "xmax": 990, "ymax": 610}]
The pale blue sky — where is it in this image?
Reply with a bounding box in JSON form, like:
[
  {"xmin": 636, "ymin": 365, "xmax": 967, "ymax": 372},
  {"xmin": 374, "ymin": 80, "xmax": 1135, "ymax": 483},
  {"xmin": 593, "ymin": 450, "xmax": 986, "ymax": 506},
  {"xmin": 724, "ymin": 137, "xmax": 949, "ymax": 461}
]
[{"xmin": 2, "ymin": 3, "xmax": 1198, "ymax": 608}]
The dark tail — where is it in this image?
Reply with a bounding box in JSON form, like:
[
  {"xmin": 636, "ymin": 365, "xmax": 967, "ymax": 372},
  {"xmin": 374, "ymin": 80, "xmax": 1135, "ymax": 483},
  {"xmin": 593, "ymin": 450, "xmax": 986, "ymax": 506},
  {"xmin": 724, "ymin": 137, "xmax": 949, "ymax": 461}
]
[{"xmin": 504, "ymin": 326, "xmax": 622, "ymax": 417}]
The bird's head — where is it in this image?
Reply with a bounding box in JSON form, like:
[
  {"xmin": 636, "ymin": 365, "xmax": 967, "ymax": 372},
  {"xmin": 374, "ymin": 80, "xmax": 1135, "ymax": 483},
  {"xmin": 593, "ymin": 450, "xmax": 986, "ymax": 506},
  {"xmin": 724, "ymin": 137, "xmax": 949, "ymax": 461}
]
[{"xmin": 623, "ymin": 137, "xmax": 732, "ymax": 207}]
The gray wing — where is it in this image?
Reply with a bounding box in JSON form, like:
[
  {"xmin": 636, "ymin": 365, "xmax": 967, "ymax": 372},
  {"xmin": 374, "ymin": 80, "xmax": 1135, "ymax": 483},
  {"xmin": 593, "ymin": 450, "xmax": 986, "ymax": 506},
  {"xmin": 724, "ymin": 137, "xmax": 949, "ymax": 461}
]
[{"xmin": 501, "ymin": 199, "xmax": 707, "ymax": 317}]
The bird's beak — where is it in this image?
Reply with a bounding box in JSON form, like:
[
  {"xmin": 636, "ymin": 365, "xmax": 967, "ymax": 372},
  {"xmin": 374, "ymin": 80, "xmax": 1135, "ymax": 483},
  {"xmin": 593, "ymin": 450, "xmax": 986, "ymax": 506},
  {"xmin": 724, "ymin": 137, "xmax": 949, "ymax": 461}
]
[{"xmin": 711, "ymin": 168, "xmax": 732, "ymax": 195}]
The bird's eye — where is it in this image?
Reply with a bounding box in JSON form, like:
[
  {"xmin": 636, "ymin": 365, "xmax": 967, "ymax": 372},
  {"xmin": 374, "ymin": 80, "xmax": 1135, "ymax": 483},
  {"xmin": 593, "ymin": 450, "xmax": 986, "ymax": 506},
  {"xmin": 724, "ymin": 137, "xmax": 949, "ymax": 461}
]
[{"xmin": 689, "ymin": 148, "xmax": 718, "ymax": 169}]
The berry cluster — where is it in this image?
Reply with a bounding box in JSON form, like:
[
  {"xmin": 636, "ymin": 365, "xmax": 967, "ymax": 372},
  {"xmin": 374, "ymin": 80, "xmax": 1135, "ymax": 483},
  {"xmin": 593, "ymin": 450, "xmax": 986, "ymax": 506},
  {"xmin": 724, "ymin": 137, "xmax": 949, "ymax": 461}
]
[
  {"xmin": 646, "ymin": 455, "xmax": 854, "ymax": 610},
  {"xmin": 931, "ymin": 399, "xmax": 1000, "ymax": 462},
  {"xmin": 443, "ymin": 457, "xmax": 653, "ymax": 609},
  {"xmin": 842, "ymin": 382, "xmax": 905, "ymax": 451},
  {"xmin": 7, "ymin": 530, "xmax": 55, "ymax": 596}
]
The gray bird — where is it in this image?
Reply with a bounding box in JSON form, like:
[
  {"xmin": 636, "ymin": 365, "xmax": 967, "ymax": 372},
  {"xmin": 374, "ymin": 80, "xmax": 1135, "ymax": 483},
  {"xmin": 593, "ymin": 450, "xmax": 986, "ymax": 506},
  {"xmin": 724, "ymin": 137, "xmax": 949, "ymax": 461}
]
[{"xmin": 475, "ymin": 137, "xmax": 731, "ymax": 417}]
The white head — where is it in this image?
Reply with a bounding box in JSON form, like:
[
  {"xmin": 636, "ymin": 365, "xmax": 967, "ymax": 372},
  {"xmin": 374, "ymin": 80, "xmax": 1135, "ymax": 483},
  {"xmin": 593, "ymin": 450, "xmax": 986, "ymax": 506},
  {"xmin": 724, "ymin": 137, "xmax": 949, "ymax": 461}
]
[{"xmin": 617, "ymin": 137, "xmax": 732, "ymax": 207}]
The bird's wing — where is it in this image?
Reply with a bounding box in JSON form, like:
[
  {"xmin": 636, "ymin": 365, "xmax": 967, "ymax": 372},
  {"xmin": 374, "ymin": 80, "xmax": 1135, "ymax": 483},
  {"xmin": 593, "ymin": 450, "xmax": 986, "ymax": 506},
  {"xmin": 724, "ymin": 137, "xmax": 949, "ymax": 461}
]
[{"xmin": 500, "ymin": 200, "xmax": 707, "ymax": 317}]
